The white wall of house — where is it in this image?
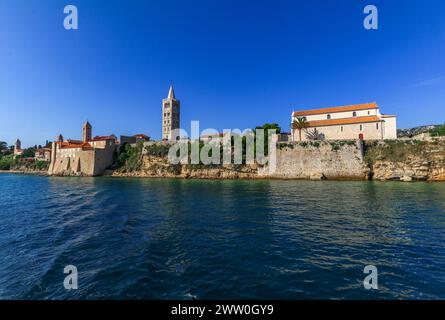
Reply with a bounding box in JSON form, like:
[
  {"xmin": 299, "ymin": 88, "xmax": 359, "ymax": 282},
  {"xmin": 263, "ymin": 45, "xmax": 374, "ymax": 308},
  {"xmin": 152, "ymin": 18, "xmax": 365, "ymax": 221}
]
[
  {"xmin": 382, "ymin": 117, "xmax": 397, "ymax": 139},
  {"xmin": 296, "ymin": 108, "xmax": 378, "ymax": 122},
  {"xmin": 293, "ymin": 121, "xmax": 383, "ymax": 141},
  {"xmin": 291, "ymin": 105, "xmax": 397, "ymax": 141}
]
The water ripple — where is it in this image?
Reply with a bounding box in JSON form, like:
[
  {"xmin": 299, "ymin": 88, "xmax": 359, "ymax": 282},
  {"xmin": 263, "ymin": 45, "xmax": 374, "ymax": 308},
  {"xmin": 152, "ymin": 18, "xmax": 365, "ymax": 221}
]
[{"xmin": 0, "ymin": 175, "xmax": 445, "ymax": 299}]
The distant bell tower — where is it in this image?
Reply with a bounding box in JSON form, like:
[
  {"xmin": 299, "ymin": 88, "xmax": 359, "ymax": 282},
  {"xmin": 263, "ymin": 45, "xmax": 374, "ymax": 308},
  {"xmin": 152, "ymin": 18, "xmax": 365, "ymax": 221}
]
[
  {"xmin": 82, "ymin": 121, "xmax": 92, "ymax": 143},
  {"xmin": 162, "ymin": 85, "xmax": 180, "ymax": 141},
  {"xmin": 14, "ymin": 139, "xmax": 21, "ymax": 151}
]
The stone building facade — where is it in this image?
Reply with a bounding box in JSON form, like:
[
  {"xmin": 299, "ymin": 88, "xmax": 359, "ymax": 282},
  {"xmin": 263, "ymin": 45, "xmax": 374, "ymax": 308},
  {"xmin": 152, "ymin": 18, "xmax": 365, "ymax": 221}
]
[
  {"xmin": 48, "ymin": 122, "xmax": 117, "ymax": 176},
  {"xmin": 162, "ymin": 85, "xmax": 180, "ymax": 141},
  {"xmin": 292, "ymin": 102, "xmax": 397, "ymax": 141}
]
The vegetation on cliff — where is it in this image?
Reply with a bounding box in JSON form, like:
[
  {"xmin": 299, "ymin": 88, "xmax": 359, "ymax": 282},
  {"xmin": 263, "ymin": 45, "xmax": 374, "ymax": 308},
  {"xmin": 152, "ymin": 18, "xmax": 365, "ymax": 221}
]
[
  {"xmin": 0, "ymin": 155, "xmax": 14, "ymax": 170},
  {"xmin": 364, "ymin": 139, "xmax": 445, "ymax": 181},
  {"xmin": 364, "ymin": 140, "xmax": 431, "ymax": 165},
  {"xmin": 0, "ymin": 154, "xmax": 49, "ymax": 171},
  {"xmin": 430, "ymin": 123, "xmax": 445, "ymax": 137},
  {"xmin": 116, "ymin": 141, "xmax": 145, "ymax": 172}
]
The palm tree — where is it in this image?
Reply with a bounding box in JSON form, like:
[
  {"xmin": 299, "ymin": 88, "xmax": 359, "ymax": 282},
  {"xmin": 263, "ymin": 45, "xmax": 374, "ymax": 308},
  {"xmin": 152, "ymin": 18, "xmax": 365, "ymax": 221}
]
[
  {"xmin": 305, "ymin": 128, "xmax": 325, "ymax": 141},
  {"xmin": 291, "ymin": 117, "xmax": 309, "ymax": 142}
]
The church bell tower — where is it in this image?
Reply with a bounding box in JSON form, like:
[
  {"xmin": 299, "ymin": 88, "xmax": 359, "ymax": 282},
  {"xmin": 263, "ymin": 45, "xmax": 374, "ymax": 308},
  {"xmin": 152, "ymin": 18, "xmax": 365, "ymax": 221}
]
[
  {"xmin": 162, "ymin": 85, "xmax": 180, "ymax": 141},
  {"xmin": 82, "ymin": 121, "xmax": 92, "ymax": 143}
]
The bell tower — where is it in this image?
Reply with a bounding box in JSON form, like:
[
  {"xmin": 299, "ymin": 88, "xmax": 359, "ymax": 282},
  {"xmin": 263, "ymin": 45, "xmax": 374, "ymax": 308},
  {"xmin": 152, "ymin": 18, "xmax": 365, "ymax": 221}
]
[
  {"xmin": 162, "ymin": 85, "xmax": 180, "ymax": 141},
  {"xmin": 82, "ymin": 121, "xmax": 92, "ymax": 143}
]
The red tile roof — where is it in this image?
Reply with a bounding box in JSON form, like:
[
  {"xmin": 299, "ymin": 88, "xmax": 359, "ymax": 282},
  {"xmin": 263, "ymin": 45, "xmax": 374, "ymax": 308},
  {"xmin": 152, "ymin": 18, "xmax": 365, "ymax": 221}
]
[
  {"xmin": 133, "ymin": 134, "xmax": 150, "ymax": 139},
  {"xmin": 57, "ymin": 141, "xmax": 93, "ymax": 150},
  {"xmin": 92, "ymin": 135, "xmax": 117, "ymax": 141},
  {"xmin": 293, "ymin": 102, "xmax": 378, "ymax": 117},
  {"xmin": 307, "ymin": 115, "xmax": 383, "ymax": 128}
]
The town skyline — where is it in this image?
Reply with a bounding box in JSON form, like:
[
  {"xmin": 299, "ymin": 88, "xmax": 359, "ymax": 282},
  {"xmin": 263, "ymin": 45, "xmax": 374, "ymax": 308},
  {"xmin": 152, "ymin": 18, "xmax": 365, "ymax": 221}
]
[{"xmin": 1, "ymin": 0, "xmax": 445, "ymax": 147}]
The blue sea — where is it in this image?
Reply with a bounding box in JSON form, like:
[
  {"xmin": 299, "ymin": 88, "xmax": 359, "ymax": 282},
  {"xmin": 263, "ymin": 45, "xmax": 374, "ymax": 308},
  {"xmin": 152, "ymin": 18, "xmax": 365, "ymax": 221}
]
[{"xmin": 0, "ymin": 173, "xmax": 444, "ymax": 299}]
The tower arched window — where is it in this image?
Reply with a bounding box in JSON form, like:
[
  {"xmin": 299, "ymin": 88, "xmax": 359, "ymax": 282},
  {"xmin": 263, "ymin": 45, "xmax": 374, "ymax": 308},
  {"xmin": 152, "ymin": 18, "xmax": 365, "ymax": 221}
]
[
  {"xmin": 353, "ymin": 112, "xmax": 357, "ymax": 117},
  {"xmin": 327, "ymin": 114, "xmax": 331, "ymax": 120}
]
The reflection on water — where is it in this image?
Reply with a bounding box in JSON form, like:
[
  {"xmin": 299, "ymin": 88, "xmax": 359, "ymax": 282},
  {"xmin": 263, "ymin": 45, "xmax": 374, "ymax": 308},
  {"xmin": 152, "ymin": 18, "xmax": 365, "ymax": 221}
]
[{"xmin": 0, "ymin": 174, "xmax": 445, "ymax": 299}]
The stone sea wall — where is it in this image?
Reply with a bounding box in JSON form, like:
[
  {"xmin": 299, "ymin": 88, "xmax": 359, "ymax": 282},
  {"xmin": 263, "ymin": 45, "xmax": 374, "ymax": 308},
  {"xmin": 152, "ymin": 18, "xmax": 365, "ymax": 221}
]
[
  {"xmin": 111, "ymin": 140, "xmax": 370, "ymax": 180},
  {"xmin": 268, "ymin": 141, "xmax": 369, "ymax": 180},
  {"xmin": 111, "ymin": 139, "xmax": 445, "ymax": 181},
  {"xmin": 11, "ymin": 139, "xmax": 444, "ymax": 181}
]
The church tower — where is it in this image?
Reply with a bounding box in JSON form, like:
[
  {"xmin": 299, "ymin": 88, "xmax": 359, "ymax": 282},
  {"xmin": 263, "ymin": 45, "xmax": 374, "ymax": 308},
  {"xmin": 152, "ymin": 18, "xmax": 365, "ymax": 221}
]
[
  {"xmin": 14, "ymin": 139, "xmax": 21, "ymax": 151},
  {"xmin": 82, "ymin": 121, "xmax": 92, "ymax": 143},
  {"xmin": 162, "ymin": 85, "xmax": 180, "ymax": 141}
]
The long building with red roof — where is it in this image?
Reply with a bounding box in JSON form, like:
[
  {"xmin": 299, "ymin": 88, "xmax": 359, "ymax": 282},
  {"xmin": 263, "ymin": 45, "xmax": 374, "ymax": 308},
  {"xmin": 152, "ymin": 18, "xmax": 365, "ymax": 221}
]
[{"xmin": 291, "ymin": 102, "xmax": 397, "ymax": 141}]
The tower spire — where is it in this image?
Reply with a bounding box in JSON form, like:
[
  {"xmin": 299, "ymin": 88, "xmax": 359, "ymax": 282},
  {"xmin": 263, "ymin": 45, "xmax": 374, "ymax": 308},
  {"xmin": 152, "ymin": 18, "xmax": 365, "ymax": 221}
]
[{"xmin": 168, "ymin": 84, "xmax": 175, "ymax": 100}]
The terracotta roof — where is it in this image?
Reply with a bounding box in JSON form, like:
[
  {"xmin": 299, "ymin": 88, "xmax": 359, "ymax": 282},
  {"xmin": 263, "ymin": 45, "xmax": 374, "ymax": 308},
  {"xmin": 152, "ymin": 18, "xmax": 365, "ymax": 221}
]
[
  {"xmin": 58, "ymin": 141, "xmax": 93, "ymax": 150},
  {"xmin": 293, "ymin": 102, "xmax": 378, "ymax": 117},
  {"xmin": 381, "ymin": 115, "xmax": 396, "ymax": 118},
  {"xmin": 133, "ymin": 134, "xmax": 150, "ymax": 139},
  {"xmin": 92, "ymin": 135, "xmax": 117, "ymax": 141},
  {"xmin": 67, "ymin": 139, "xmax": 83, "ymax": 144},
  {"xmin": 307, "ymin": 116, "xmax": 383, "ymax": 128}
]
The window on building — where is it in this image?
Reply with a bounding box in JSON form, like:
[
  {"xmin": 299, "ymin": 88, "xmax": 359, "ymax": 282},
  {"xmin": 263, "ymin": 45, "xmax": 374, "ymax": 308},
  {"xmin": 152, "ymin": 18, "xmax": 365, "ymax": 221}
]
[
  {"xmin": 376, "ymin": 123, "xmax": 379, "ymax": 130},
  {"xmin": 360, "ymin": 124, "xmax": 363, "ymax": 131},
  {"xmin": 341, "ymin": 126, "xmax": 343, "ymax": 132},
  {"xmin": 368, "ymin": 111, "xmax": 371, "ymax": 115},
  {"xmin": 353, "ymin": 112, "xmax": 357, "ymax": 117},
  {"xmin": 327, "ymin": 114, "xmax": 331, "ymax": 120}
]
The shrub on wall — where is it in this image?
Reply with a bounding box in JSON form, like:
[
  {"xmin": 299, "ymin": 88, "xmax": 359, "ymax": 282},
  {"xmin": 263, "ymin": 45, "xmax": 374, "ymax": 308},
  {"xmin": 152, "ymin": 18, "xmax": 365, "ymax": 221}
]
[
  {"xmin": 117, "ymin": 142, "xmax": 144, "ymax": 171},
  {"xmin": 145, "ymin": 144, "xmax": 171, "ymax": 157},
  {"xmin": 0, "ymin": 155, "xmax": 14, "ymax": 170}
]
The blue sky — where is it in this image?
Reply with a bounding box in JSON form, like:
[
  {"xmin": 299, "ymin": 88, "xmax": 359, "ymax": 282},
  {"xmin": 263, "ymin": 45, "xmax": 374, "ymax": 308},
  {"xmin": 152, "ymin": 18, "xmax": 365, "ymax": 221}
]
[{"xmin": 0, "ymin": 0, "xmax": 444, "ymax": 147}]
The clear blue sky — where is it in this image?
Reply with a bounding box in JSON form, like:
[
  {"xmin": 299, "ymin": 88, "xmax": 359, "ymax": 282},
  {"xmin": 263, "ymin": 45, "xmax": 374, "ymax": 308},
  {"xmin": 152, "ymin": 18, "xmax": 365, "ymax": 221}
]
[{"xmin": 0, "ymin": 0, "xmax": 444, "ymax": 147}]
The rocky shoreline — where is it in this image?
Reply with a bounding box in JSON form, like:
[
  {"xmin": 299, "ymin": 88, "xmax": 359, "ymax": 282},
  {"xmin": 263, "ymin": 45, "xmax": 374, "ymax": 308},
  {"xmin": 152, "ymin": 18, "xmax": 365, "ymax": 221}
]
[
  {"xmin": 0, "ymin": 169, "xmax": 48, "ymax": 176},
  {"xmin": 3, "ymin": 140, "xmax": 445, "ymax": 182}
]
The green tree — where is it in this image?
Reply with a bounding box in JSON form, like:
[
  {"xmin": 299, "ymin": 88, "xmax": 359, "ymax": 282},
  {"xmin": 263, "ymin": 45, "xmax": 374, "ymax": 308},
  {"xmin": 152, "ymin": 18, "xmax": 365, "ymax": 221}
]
[
  {"xmin": 291, "ymin": 117, "xmax": 309, "ymax": 142},
  {"xmin": 0, "ymin": 155, "xmax": 14, "ymax": 170},
  {"xmin": 255, "ymin": 123, "xmax": 282, "ymax": 156},
  {"xmin": 0, "ymin": 141, "xmax": 7, "ymax": 153},
  {"xmin": 20, "ymin": 148, "xmax": 36, "ymax": 158},
  {"xmin": 430, "ymin": 123, "xmax": 445, "ymax": 137}
]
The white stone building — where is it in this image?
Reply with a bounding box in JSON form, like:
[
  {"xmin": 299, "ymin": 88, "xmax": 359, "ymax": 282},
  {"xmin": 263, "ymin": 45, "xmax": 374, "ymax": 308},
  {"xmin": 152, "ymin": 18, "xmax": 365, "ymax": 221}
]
[{"xmin": 291, "ymin": 102, "xmax": 397, "ymax": 141}]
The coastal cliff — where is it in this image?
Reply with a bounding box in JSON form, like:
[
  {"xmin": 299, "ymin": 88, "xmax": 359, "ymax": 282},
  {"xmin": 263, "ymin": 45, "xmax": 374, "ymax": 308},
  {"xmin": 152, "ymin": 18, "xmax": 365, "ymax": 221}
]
[
  {"xmin": 8, "ymin": 139, "xmax": 445, "ymax": 182},
  {"xmin": 110, "ymin": 140, "xmax": 369, "ymax": 180},
  {"xmin": 110, "ymin": 139, "xmax": 445, "ymax": 181},
  {"xmin": 365, "ymin": 140, "xmax": 445, "ymax": 181},
  {"xmin": 111, "ymin": 155, "xmax": 259, "ymax": 179}
]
